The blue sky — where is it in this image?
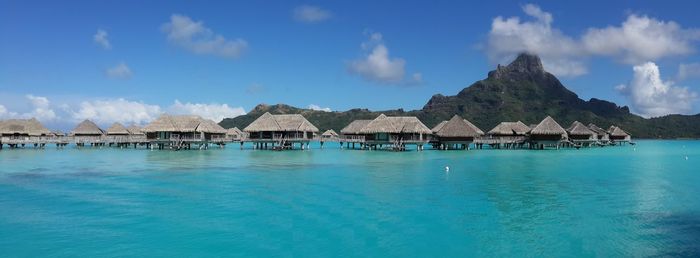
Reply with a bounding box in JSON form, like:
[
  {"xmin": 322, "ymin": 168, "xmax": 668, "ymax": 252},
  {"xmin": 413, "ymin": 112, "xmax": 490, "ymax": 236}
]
[{"xmin": 1, "ymin": 0, "xmax": 700, "ymax": 129}]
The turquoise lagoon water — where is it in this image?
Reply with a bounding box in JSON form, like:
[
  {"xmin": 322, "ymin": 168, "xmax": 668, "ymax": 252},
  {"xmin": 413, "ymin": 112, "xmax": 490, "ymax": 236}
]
[{"xmin": 1, "ymin": 140, "xmax": 699, "ymax": 257}]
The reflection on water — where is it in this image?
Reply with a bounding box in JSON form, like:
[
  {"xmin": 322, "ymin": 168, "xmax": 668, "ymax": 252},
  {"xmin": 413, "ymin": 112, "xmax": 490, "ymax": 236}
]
[{"xmin": 0, "ymin": 140, "xmax": 699, "ymax": 257}]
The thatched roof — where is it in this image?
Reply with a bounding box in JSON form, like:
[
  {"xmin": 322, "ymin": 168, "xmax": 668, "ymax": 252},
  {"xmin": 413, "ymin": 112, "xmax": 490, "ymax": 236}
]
[
  {"xmin": 587, "ymin": 123, "xmax": 607, "ymax": 136},
  {"xmin": 71, "ymin": 119, "xmax": 104, "ymax": 136},
  {"xmin": 142, "ymin": 114, "xmax": 226, "ymax": 133},
  {"xmin": 142, "ymin": 115, "xmax": 177, "ymax": 132},
  {"xmin": 226, "ymin": 127, "xmax": 244, "ymax": 136},
  {"xmin": 196, "ymin": 119, "xmax": 227, "ymax": 134},
  {"xmin": 433, "ymin": 115, "xmax": 483, "ymax": 137},
  {"xmin": 463, "ymin": 119, "xmax": 485, "ymax": 135},
  {"xmin": 0, "ymin": 118, "xmax": 51, "ymax": 136},
  {"xmin": 106, "ymin": 122, "xmax": 129, "ymax": 135},
  {"xmin": 431, "ymin": 121, "xmax": 448, "ymax": 132},
  {"xmin": 608, "ymin": 126, "xmax": 630, "ymax": 137},
  {"xmin": 51, "ymin": 130, "xmax": 65, "ymax": 137},
  {"xmin": 488, "ymin": 121, "xmax": 530, "ymax": 135},
  {"xmin": 243, "ymin": 112, "xmax": 319, "ymax": 133},
  {"xmin": 126, "ymin": 125, "xmax": 144, "ymax": 135},
  {"xmin": 322, "ymin": 129, "xmax": 339, "ymax": 137},
  {"xmin": 530, "ymin": 116, "xmax": 566, "ymax": 135},
  {"xmin": 567, "ymin": 121, "xmax": 595, "ymax": 136},
  {"xmin": 341, "ymin": 120, "xmax": 372, "ymax": 134},
  {"xmin": 359, "ymin": 114, "xmax": 432, "ymax": 134}
]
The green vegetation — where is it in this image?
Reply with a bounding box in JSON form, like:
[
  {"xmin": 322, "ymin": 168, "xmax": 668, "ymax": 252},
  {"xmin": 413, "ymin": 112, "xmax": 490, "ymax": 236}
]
[{"xmin": 220, "ymin": 54, "xmax": 700, "ymax": 139}]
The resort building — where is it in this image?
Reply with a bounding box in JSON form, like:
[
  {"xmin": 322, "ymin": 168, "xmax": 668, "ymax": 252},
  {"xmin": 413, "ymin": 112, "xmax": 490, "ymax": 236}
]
[
  {"xmin": 344, "ymin": 114, "xmax": 432, "ymax": 151},
  {"xmin": 587, "ymin": 123, "xmax": 610, "ymax": 142},
  {"xmin": 483, "ymin": 121, "xmax": 530, "ymax": 148},
  {"xmin": 226, "ymin": 127, "xmax": 246, "ymax": 142},
  {"xmin": 0, "ymin": 118, "xmax": 53, "ymax": 148},
  {"xmin": 529, "ymin": 116, "xmax": 567, "ymax": 149},
  {"xmin": 142, "ymin": 115, "xmax": 227, "ymax": 150},
  {"xmin": 70, "ymin": 119, "xmax": 105, "ymax": 146},
  {"xmin": 340, "ymin": 120, "xmax": 372, "ymax": 148},
  {"xmin": 321, "ymin": 129, "xmax": 339, "ymax": 140},
  {"xmin": 243, "ymin": 112, "xmax": 319, "ymax": 150},
  {"xmin": 319, "ymin": 129, "xmax": 339, "ymax": 148},
  {"xmin": 566, "ymin": 121, "xmax": 597, "ymax": 146},
  {"xmin": 431, "ymin": 115, "xmax": 484, "ymax": 150},
  {"xmin": 127, "ymin": 125, "xmax": 146, "ymax": 138},
  {"xmin": 607, "ymin": 126, "xmax": 632, "ymax": 144},
  {"xmin": 105, "ymin": 123, "xmax": 147, "ymax": 147},
  {"xmin": 105, "ymin": 122, "xmax": 129, "ymax": 145}
]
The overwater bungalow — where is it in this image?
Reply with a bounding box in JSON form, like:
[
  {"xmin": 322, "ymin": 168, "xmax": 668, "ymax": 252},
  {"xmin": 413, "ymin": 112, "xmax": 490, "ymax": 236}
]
[
  {"xmin": 321, "ymin": 129, "xmax": 339, "ymax": 140},
  {"xmin": 106, "ymin": 122, "xmax": 129, "ymax": 135},
  {"xmin": 483, "ymin": 121, "xmax": 530, "ymax": 148},
  {"xmin": 0, "ymin": 118, "xmax": 53, "ymax": 148},
  {"xmin": 587, "ymin": 123, "xmax": 610, "ymax": 143},
  {"xmin": 607, "ymin": 126, "xmax": 632, "ymax": 144},
  {"xmin": 226, "ymin": 127, "xmax": 245, "ymax": 142},
  {"xmin": 529, "ymin": 116, "xmax": 567, "ymax": 149},
  {"xmin": 243, "ymin": 112, "xmax": 319, "ymax": 150},
  {"xmin": 431, "ymin": 115, "xmax": 484, "ymax": 150},
  {"xmin": 142, "ymin": 114, "xmax": 227, "ymax": 150},
  {"xmin": 105, "ymin": 122, "xmax": 146, "ymax": 147},
  {"xmin": 126, "ymin": 125, "xmax": 145, "ymax": 137},
  {"xmin": 340, "ymin": 120, "xmax": 372, "ymax": 148},
  {"xmin": 566, "ymin": 121, "xmax": 597, "ymax": 147},
  {"xmin": 350, "ymin": 114, "xmax": 432, "ymax": 151},
  {"xmin": 319, "ymin": 129, "xmax": 339, "ymax": 148},
  {"xmin": 70, "ymin": 119, "xmax": 105, "ymax": 146}
]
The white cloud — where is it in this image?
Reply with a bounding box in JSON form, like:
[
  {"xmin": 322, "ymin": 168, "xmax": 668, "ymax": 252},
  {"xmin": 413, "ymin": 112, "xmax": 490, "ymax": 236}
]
[
  {"xmin": 25, "ymin": 95, "xmax": 57, "ymax": 121},
  {"xmin": 162, "ymin": 14, "xmax": 248, "ymax": 58},
  {"xmin": 486, "ymin": 4, "xmax": 586, "ymax": 77},
  {"xmin": 349, "ymin": 32, "xmax": 421, "ymax": 85},
  {"xmin": 293, "ymin": 5, "xmax": 332, "ymax": 23},
  {"xmin": 71, "ymin": 98, "xmax": 162, "ymax": 125},
  {"xmin": 0, "ymin": 104, "xmax": 8, "ymax": 117},
  {"xmin": 307, "ymin": 104, "xmax": 331, "ymax": 112},
  {"xmin": 582, "ymin": 15, "xmax": 700, "ymax": 64},
  {"xmin": 678, "ymin": 63, "xmax": 700, "ymax": 81},
  {"xmin": 106, "ymin": 62, "xmax": 132, "ymax": 79},
  {"xmin": 168, "ymin": 100, "xmax": 245, "ymax": 122},
  {"xmin": 485, "ymin": 4, "xmax": 700, "ymax": 77},
  {"xmin": 617, "ymin": 62, "xmax": 697, "ymax": 118},
  {"xmin": 93, "ymin": 29, "xmax": 111, "ymax": 50},
  {"xmin": 0, "ymin": 95, "xmax": 57, "ymax": 121}
]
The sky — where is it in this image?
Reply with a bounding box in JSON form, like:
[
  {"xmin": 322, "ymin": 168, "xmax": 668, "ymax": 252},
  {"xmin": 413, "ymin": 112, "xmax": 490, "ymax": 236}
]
[{"xmin": 2, "ymin": 0, "xmax": 700, "ymax": 130}]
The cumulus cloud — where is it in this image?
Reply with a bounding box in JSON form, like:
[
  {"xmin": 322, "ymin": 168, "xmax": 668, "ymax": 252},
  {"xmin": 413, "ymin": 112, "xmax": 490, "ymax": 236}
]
[
  {"xmin": 486, "ymin": 4, "xmax": 586, "ymax": 77},
  {"xmin": 678, "ymin": 63, "xmax": 700, "ymax": 81},
  {"xmin": 0, "ymin": 95, "xmax": 57, "ymax": 121},
  {"xmin": 348, "ymin": 32, "xmax": 421, "ymax": 85},
  {"xmin": 71, "ymin": 98, "xmax": 162, "ymax": 125},
  {"xmin": 0, "ymin": 104, "xmax": 9, "ymax": 117},
  {"xmin": 162, "ymin": 14, "xmax": 248, "ymax": 58},
  {"xmin": 307, "ymin": 104, "xmax": 331, "ymax": 112},
  {"xmin": 25, "ymin": 95, "xmax": 57, "ymax": 121},
  {"xmin": 106, "ymin": 62, "xmax": 132, "ymax": 79},
  {"xmin": 93, "ymin": 29, "xmax": 111, "ymax": 49},
  {"xmin": 582, "ymin": 15, "xmax": 700, "ymax": 64},
  {"xmin": 168, "ymin": 100, "xmax": 245, "ymax": 122},
  {"xmin": 293, "ymin": 5, "xmax": 332, "ymax": 23},
  {"xmin": 616, "ymin": 62, "xmax": 697, "ymax": 118},
  {"xmin": 485, "ymin": 4, "xmax": 700, "ymax": 77}
]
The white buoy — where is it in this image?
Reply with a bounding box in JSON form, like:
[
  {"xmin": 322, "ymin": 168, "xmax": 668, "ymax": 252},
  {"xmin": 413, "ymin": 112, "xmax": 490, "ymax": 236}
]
[{"xmin": 445, "ymin": 166, "xmax": 450, "ymax": 172}]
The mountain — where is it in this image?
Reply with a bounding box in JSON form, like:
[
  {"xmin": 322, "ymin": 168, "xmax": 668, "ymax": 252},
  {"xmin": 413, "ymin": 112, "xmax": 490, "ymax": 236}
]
[{"xmin": 220, "ymin": 53, "xmax": 700, "ymax": 138}]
